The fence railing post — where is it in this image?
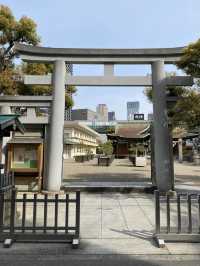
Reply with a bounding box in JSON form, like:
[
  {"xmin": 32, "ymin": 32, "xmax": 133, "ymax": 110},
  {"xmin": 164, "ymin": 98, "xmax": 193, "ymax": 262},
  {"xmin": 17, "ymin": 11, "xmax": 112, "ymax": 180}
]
[
  {"xmin": 155, "ymin": 190, "xmax": 160, "ymax": 234},
  {"xmin": 166, "ymin": 193, "xmax": 170, "ymax": 233},
  {"xmin": 177, "ymin": 194, "xmax": 181, "ymax": 234},
  {"xmin": 75, "ymin": 191, "xmax": 80, "ymax": 237},
  {"xmin": 188, "ymin": 194, "xmax": 193, "ymax": 234},
  {"xmin": 22, "ymin": 194, "xmax": 26, "ymax": 233},
  {"xmin": 43, "ymin": 194, "xmax": 48, "ymax": 233},
  {"xmin": 33, "ymin": 194, "xmax": 37, "ymax": 233},
  {"xmin": 54, "ymin": 194, "xmax": 58, "ymax": 233},
  {"xmin": 65, "ymin": 194, "xmax": 69, "ymax": 234},
  {"xmin": 0, "ymin": 192, "xmax": 4, "ymax": 235},
  {"xmin": 10, "ymin": 189, "xmax": 16, "ymax": 238}
]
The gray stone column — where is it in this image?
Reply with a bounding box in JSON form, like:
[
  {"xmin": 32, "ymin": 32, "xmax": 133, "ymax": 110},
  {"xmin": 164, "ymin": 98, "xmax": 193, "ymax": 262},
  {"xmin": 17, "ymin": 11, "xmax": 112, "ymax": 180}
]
[
  {"xmin": 151, "ymin": 60, "xmax": 173, "ymax": 192},
  {"xmin": 46, "ymin": 60, "xmax": 66, "ymax": 191}
]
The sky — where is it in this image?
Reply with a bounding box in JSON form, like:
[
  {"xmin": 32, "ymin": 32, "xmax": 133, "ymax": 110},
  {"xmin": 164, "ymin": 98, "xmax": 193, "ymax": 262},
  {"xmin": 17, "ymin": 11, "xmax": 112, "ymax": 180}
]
[{"xmin": 2, "ymin": 0, "xmax": 200, "ymax": 119}]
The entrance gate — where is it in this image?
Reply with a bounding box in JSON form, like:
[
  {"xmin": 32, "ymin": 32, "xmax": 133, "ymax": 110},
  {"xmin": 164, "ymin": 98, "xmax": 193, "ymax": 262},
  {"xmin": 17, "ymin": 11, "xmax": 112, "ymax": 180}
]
[{"xmin": 13, "ymin": 43, "xmax": 193, "ymax": 193}]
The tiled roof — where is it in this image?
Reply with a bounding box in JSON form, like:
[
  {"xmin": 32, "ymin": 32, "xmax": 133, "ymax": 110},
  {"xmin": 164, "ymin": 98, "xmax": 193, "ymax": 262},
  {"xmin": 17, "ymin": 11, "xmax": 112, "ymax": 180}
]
[
  {"xmin": 0, "ymin": 114, "xmax": 24, "ymax": 133},
  {"xmin": 115, "ymin": 122, "xmax": 150, "ymax": 139}
]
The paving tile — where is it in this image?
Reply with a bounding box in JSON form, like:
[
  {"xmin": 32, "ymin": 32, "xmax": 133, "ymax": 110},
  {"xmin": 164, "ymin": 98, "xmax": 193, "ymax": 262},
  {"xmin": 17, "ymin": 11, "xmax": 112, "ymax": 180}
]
[
  {"xmin": 80, "ymin": 208, "xmax": 101, "ymax": 238},
  {"xmin": 102, "ymin": 197, "xmax": 119, "ymax": 208},
  {"xmin": 167, "ymin": 243, "xmax": 200, "ymax": 254},
  {"xmin": 118, "ymin": 195, "xmax": 138, "ymax": 206},
  {"xmin": 102, "ymin": 207, "xmax": 129, "ymax": 238},
  {"xmin": 122, "ymin": 205, "xmax": 153, "ymax": 232}
]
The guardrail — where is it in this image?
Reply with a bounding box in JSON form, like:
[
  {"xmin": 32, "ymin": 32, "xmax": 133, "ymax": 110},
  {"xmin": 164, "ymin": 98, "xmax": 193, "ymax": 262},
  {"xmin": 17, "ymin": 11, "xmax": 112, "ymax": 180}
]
[
  {"xmin": 154, "ymin": 190, "xmax": 200, "ymax": 247},
  {"xmin": 0, "ymin": 189, "xmax": 80, "ymax": 248}
]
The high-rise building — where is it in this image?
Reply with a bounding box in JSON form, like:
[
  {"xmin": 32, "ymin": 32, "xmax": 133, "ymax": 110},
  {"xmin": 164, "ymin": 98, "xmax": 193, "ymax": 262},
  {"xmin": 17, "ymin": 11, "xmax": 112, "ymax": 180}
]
[
  {"xmin": 108, "ymin": 111, "xmax": 116, "ymax": 121},
  {"xmin": 96, "ymin": 104, "xmax": 108, "ymax": 122},
  {"xmin": 71, "ymin": 109, "xmax": 97, "ymax": 121},
  {"xmin": 65, "ymin": 64, "xmax": 73, "ymax": 121},
  {"xmin": 127, "ymin": 101, "xmax": 140, "ymax": 121}
]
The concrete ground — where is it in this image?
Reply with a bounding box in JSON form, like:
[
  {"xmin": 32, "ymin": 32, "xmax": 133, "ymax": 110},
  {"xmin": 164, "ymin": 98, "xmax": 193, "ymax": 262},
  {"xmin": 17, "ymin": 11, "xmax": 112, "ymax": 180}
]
[
  {"xmin": 63, "ymin": 158, "xmax": 200, "ymax": 190},
  {"xmin": 1, "ymin": 254, "xmax": 200, "ymax": 266},
  {"xmin": 63, "ymin": 158, "xmax": 150, "ymax": 183}
]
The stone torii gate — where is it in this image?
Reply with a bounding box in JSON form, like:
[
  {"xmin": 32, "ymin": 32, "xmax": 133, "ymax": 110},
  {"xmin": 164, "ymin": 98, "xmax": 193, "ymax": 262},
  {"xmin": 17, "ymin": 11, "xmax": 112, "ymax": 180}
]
[{"xmin": 14, "ymin": 43, "xmax": 193, "ymax": 192}]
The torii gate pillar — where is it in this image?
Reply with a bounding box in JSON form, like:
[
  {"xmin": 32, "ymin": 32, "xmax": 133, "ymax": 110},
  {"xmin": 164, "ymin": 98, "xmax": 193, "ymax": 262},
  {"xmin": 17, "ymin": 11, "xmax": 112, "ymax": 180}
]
[
  {"xmin": 46, "ymin": 60, "xmax": 66, "ymax": 191},
  {"xmin": 152, "ymin": 60, "xmax": 173, "ymax": 192}
]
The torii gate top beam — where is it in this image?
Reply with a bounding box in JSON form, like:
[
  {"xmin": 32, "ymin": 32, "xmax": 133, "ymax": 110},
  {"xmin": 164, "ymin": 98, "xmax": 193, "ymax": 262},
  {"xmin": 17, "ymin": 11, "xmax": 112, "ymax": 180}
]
[{"xmin": 14, "ymin": 43, "xmax": 185, "ymax": 64}]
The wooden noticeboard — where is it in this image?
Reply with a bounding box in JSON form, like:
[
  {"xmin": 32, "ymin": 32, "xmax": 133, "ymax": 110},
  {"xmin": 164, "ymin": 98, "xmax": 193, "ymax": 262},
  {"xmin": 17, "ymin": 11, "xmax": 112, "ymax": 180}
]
[{"xmin": 7, "ymin": 143, "xmax": 43, "ymax": 190}]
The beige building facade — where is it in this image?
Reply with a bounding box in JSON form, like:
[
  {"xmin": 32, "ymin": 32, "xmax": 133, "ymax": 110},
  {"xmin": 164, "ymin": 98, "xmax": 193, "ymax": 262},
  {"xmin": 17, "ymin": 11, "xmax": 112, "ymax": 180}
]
[{"xmin": 63, "ymin": 121, "xmax": 100, "ymax": 159}]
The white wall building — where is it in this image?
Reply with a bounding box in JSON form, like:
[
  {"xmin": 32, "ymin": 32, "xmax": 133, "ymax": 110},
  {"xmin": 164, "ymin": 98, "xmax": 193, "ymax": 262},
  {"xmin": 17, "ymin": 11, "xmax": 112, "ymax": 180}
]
[{"xmin": 63, "ymin": 121, "xmax": 100, "ymax": 159}]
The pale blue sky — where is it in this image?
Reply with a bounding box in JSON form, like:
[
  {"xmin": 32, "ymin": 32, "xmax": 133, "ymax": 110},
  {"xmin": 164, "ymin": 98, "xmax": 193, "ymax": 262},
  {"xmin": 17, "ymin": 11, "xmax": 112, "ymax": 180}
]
[{"xmin": 2, "ymin": 0, "xmax": 200, "ymax": 119}]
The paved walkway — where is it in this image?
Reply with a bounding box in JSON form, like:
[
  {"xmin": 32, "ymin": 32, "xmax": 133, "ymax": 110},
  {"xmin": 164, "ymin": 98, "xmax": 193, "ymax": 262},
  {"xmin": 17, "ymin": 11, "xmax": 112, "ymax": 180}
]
[{"xmin": 75, "ymin": 192, "xmax": 200, "ymax": 255}]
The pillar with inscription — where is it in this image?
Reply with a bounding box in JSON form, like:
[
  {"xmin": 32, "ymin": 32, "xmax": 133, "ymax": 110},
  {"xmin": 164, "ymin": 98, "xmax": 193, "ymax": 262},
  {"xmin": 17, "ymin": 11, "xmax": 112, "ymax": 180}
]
[
  {"xmin": 46, "ymin": 60, "xmax": 66, "ymax": 191},
  {"xmin": 152, "ymin": 60, "xmax": 173, "ymax": 192}
]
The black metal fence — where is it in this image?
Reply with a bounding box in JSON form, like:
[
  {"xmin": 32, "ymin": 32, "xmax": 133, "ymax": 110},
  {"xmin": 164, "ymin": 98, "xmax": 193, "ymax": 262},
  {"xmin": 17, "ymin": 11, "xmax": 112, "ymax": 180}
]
[
  {"xmin": 154, "ymin": 190, "xmax": 200, "ymax": 247},
  {"xmin": 0, "ymin": 189, "xmax": 80, "ymax": 248},
  {"xmin": 0, "ymin": 172, "xmax": 14, "ymax": 192}
]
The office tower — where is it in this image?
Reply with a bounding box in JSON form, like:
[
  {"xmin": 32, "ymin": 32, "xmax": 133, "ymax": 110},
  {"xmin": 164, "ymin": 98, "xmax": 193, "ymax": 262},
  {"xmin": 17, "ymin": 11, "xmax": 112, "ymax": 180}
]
[
  {"xmin": 71, "ymin": 109, "xmax": 97, "ymax": 121},
  {"xmin": 96, "ymin": 104, "xmax": 108, "ymax": 122},
  {"xmin": 108, "ymin": 111, "xmax": 116, "ymax": 121},
  {"xmin": 127, "ymin": 101, "xmax": 140, "ymax": 121}
]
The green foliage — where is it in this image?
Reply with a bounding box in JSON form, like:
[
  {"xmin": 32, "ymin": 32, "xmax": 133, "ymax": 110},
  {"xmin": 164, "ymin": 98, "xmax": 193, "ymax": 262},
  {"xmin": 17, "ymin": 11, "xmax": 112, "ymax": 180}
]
[
  {"xmin": 173, "ymin": 38, "xmax": 200, "ymax": 129},
  {"xmin": 97, "ymin": 141, "xmax": 113, "ymax": 156},
  {"xmin": 65, "ymin": 93, "xmax": 74, "ymax": 109},
  {"xmin": 20, "ymin": 62, "xmax": 52, "ymax": 96},
  {"xmin": 22, "ymin": 62, "xmax": 53, "ymax": 75},
  {"xmin": 129, "ymin": 143, "xmax": 145, "ymax": 156},
  {"xmin": 0, "ymin": 68, "xmax": 17, "ymax": 94},
  {"xmin": 106, "ymin": 127, "xmax": 115, "ymax": 134},
  {"xmin": 171, "ymin": 90, "xmax": 200, "ymax": 129},
  {"xmin": 144, "ymin": 72, "xmax": 200, "ymax": 130},
  {"xmin": 0, "ymin": 5, "xmax": 76, "ymax": 109},
  {"xmin": 145, "ymin": 85, "xmax": 186, "ymax": 102},
  {"xmin": 0, "ymin": 5, "xmax": 40, "ymax": 70},
  {"xmin": 177, "ymin": 39, "xmax": 200, "ymax": 77}
]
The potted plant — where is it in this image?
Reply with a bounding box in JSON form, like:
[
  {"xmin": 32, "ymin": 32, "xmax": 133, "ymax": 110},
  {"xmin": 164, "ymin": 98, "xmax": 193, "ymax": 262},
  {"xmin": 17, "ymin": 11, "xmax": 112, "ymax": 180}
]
[{"xmin": 97, "ymin": 141, "xmax": 114, "ymax": 166}]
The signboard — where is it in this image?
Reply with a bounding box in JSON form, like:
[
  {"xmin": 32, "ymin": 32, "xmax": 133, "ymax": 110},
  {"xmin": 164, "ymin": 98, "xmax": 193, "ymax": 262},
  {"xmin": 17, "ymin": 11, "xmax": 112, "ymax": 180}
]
[
  {"xmin": 134, "ymin": 114, "xmax": 144, "ymax": 120},
  {"xmin": 12, "ymin": 144, "xmax": 38, "ymax": 169}
]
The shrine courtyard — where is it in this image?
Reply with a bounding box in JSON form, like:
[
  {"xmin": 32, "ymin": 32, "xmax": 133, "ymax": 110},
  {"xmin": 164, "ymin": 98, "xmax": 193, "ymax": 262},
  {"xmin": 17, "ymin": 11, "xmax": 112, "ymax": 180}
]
[{"xmin": 63, "ymin": 158, "xmax": 200, "ymax": 191}]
